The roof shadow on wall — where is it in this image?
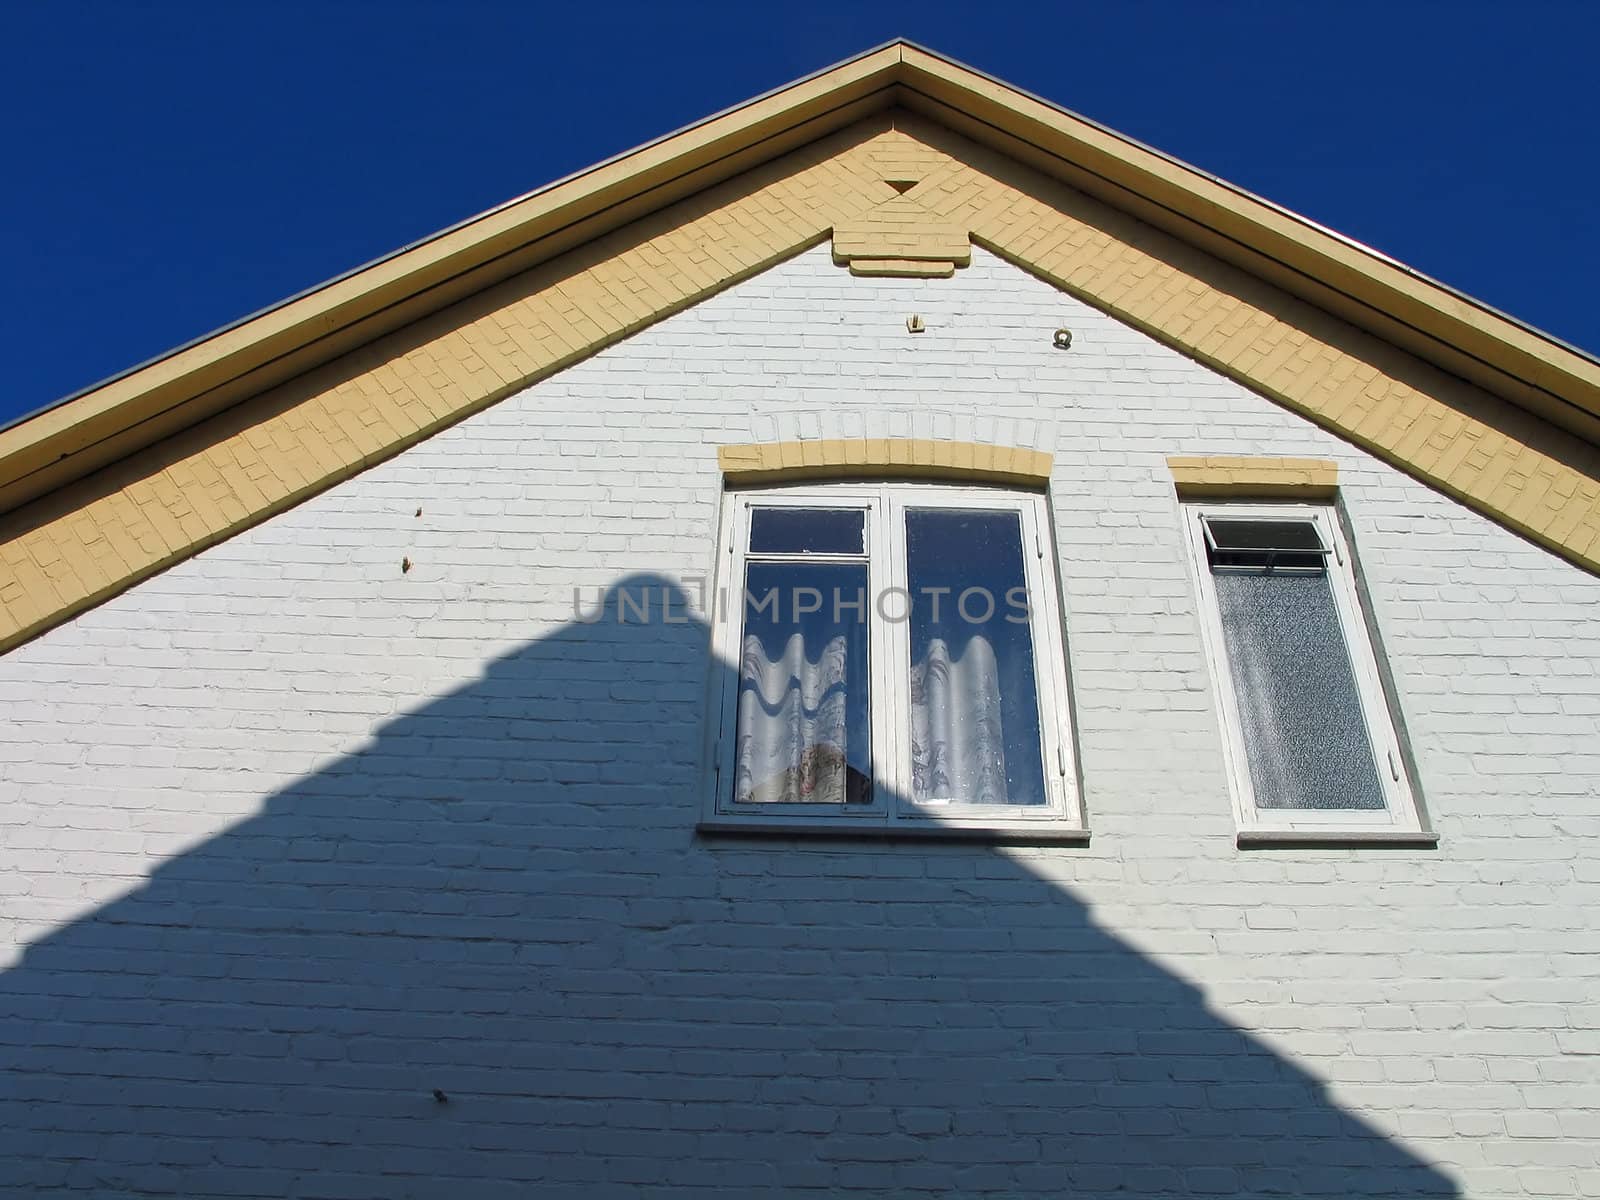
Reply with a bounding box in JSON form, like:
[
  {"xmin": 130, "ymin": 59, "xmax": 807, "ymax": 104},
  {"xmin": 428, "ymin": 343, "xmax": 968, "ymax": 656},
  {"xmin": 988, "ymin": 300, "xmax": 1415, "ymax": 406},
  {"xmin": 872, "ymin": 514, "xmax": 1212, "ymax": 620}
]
[{"xmin": 3, "ymin": 575, "xmax": 1458, "ymax": 1198}]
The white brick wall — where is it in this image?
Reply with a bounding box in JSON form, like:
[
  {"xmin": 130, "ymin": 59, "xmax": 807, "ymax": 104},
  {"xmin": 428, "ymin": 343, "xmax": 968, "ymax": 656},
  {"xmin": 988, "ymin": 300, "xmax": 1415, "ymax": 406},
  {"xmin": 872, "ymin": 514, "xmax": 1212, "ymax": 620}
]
[{"xmin": 2, "ymin": 245, "xmax": 1597, "ymax": 1197}]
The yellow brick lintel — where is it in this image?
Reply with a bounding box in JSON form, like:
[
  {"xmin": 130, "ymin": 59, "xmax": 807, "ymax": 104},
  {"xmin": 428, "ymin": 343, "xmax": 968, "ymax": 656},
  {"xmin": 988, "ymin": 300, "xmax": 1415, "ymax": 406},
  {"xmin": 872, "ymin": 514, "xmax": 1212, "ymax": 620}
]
[
  {"xmin": 719, "ymin": 439, "xmax": 1053, "ymax": 487},
  {"xmin": 847, "ymin": 258, "xmax": 956, "ymax": 278},
  {"xmin": 1167, "ymin": 456, "xmax": 1340, "ymax": 499}
]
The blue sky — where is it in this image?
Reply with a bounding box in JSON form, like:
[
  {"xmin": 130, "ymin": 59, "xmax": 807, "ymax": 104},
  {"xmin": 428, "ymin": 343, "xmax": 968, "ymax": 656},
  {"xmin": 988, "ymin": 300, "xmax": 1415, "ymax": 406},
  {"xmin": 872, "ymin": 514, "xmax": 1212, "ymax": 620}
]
[{"xmin": 4, "ymin": 1, "xmax": 1596, "ymax": 424}]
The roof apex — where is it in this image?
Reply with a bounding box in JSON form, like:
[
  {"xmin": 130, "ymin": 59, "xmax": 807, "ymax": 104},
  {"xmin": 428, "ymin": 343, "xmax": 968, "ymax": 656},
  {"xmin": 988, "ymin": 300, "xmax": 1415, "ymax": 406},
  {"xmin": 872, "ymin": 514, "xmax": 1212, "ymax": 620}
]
[{"xmin": 3, "ymin": 40, "xmax": 1598, "ymax": 516}]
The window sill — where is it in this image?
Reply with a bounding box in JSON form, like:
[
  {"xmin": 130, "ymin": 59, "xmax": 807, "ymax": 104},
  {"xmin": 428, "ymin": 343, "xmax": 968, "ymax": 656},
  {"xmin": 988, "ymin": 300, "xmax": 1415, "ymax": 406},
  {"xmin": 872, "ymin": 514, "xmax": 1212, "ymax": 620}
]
[
  {"xmin": 1237, "ymin": 828, "xmax": 1439, "ymax": 849},
  {"xmin": 697, "ymin": 819, "xmax": 1092, "ymax": 845}
]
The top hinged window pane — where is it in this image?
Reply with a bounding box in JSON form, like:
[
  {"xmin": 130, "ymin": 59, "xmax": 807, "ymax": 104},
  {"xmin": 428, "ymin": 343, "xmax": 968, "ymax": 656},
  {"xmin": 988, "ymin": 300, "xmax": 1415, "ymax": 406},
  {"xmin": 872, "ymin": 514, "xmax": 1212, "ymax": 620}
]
[
  {"xmin": 749, "ymin": 507, "xmax": 866, "ymax": 556},
  {"xmin": 1202, "ymin": 517, "xmax": 1330, "ymax": 571}
]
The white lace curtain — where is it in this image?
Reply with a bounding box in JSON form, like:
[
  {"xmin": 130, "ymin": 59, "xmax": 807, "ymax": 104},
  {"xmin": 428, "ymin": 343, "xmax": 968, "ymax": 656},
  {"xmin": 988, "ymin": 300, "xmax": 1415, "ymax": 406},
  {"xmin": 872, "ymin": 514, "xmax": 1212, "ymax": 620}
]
[
  {"xmin": 734, "ymin": 633, "xmax": 852, "ymax": 805},
  {"xmin": 909, "ymin": 636, "xmax": 1008, "ymax": 805},
  {"xmin": 734, "ymin": 632, "xmax": 1010, "ymax": 806}
]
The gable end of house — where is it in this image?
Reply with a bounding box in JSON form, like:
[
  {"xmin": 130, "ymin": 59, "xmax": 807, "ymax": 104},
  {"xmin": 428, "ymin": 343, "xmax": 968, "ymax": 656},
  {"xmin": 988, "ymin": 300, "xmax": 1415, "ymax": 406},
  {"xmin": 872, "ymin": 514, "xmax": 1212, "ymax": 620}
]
[{"xmin": 1, "ymin": 41, "xmax": 1598, "ymax": 653}]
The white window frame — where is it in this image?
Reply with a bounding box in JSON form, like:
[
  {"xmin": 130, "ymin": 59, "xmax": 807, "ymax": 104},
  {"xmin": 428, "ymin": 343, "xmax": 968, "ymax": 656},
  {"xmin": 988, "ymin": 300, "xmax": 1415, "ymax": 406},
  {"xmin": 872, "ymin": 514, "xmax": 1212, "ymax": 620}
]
[
  {"xmin": 701, "ymin": 482, "xmax": 1085, "ymax": 840},
  {"xmin": 1182, "ymin": 501, "xmax": 1422, "ymax": 835}
]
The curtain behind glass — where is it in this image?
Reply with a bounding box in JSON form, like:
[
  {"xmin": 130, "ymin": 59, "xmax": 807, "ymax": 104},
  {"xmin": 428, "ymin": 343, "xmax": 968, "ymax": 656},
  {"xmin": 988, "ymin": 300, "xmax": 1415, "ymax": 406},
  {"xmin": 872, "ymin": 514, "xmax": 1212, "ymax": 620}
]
[
  {"xmin": 906, "ymin": 509, "xmax": 1047, "ymax": 807},
  {"xmin": 733, "ymin": 561, "xmax": 871, "ymax": 805}
]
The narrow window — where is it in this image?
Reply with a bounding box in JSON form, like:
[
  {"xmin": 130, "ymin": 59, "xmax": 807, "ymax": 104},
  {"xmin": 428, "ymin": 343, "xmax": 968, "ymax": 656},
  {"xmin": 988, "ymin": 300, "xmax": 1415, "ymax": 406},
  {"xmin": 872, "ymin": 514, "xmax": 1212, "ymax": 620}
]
[
  {"xmin": 735, "ymin": 507, "xmax": 872, "ymax": 807},
  {"xmin": 904, "ymin": 508, "xmax": 1047, "ymax": 808},
  {"xmin": 706, "ymin": 484, "xmax": 1082, "ymax": 838},
  {"xmin": 1184, "ymin": 503, "xmax": 1421, "ymax": 833}
]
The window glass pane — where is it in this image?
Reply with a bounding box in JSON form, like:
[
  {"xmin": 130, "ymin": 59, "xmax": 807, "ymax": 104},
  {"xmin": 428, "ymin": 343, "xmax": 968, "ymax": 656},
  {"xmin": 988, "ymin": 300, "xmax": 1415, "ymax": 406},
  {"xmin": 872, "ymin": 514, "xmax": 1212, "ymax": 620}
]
[
  {"xmin": 1205, "ymin": 518, "xmax": 1329, "ymax": 570},
  {"xmin": 905, "ymin": 509, "xmax": 1047, "ymax": 807},
  {"xmin": 1212, "ymin": 565, "xmax": 1387, "ymax": 810},
  {"xmin": 1205, "ymin": 518, "xmax": 1327, "ymax": 554},
  {"xmin": 733, "ymin": 561, "xmax": 871, "ymax": 805},
  {"xmin": 749, "ymin": 508, "xmax": 865, "ymax": 555}
]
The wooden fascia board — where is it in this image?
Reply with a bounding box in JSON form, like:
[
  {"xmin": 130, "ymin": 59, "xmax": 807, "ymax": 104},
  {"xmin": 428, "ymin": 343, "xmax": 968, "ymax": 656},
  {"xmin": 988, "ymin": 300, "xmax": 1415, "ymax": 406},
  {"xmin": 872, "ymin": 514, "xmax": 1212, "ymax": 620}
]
[
  {"xmin": 897, "ymin": 46, "xmax": 1600, "ymax": 433},
  {"xmin": 0, "ymin": 90, "xmax": 898, "ymax": 516},
  {"xmin": 5, "ymin": 38, "xmax": 1600, "ymax": 526},
  {"xmin": 0, "ymin": 45, "xmax": 905, "ymax": 515},
  {"xmin": 896, "ymin": 88, "xmax": 1600, "ymax": 449}
]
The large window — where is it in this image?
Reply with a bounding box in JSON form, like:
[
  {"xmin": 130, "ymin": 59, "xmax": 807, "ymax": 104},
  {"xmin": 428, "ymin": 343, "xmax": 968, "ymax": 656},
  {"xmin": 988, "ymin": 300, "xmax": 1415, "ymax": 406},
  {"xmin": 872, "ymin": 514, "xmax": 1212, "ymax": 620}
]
[
  {"xmin": 703, "ymin": 484, "xmax": 1083, "ymax": 838},
  {"xmin": 1182, "ymin": 502, "xmax": 1422, "ymax": 835}
]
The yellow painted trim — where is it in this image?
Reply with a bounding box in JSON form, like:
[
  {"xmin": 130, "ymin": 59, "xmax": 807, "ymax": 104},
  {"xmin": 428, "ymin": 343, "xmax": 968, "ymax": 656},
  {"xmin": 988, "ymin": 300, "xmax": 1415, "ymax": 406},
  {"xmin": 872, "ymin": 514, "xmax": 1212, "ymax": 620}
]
[
  {"xmin": 719, "ymin": 440, "xmax": 1053, "ymax": 486},
  {"xmin": 2, "ymin": 69, "xmax": 1600, "ymax": 652},
  {"xmin": 0, "ymin": 124, "xmax": 889, "ymax": 652},
  {"xmin": 847, "ymin": 258, "xmax": 956, "ymax": 278},
  {"xmin": 7, "ymin": 40, "xmax": 1598, "ymax": 520},
  {"xmin": 893, "ymin": 45, "xmax": 1600, "ymax": 439},
  {"xmin": 1167, "ymin": 456, "xmax": 1340, "ymax": 499},
  {"xmin": 0, "ymin": 46, "xmax": 906, "ymax": 516}
]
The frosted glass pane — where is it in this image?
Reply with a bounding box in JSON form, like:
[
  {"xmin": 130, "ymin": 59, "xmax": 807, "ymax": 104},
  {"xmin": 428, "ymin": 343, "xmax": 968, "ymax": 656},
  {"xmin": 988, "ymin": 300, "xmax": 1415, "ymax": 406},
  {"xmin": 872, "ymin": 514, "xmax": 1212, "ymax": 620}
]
[
  {"xmin": 1212, "ymin": 569, "xmax": 1386, "ymax": 810},
  {"xmin": 905, "ymin": 509, "xmax": 1047, "ymax": 807}
]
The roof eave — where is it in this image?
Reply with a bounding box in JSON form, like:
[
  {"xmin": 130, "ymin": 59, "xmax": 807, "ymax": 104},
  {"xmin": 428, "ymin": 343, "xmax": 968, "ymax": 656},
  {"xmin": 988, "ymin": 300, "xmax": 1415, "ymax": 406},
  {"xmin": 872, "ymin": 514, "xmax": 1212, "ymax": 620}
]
[
  {"xmin": 3, "ymin": 38, "xmax": 1598, "ymax": 518},
  {"xmin": 892, "ymin": 44, "xmax": 1600, "ymax": 441},
  {"xmin": 0, "ymin": 41, "xmax": 909, "ymax": 514}
]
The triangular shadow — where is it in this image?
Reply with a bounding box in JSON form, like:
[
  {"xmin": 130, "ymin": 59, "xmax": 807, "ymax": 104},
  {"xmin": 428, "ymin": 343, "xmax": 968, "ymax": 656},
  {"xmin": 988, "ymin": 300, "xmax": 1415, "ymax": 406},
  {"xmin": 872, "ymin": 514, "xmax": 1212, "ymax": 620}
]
[{"xmin": 3, "ymin": 574, "xmax": 1458, "ymax": 1197}]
